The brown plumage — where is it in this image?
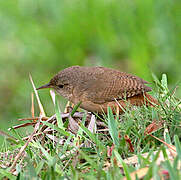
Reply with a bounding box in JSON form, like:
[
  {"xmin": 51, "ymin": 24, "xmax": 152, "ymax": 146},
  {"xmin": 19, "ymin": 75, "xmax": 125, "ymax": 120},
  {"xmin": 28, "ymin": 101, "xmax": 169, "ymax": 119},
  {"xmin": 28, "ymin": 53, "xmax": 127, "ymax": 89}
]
[{"xmin": 37, "ymin": 66, "xmax": 158, "ymax": 113}]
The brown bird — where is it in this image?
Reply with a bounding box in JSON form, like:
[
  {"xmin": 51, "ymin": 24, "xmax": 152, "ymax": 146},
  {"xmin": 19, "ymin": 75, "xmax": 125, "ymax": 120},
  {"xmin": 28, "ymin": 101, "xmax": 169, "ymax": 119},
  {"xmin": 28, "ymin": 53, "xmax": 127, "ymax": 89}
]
[{"xmin": 37, "ymin": 66, "xmax": 158, "ymax": 114}]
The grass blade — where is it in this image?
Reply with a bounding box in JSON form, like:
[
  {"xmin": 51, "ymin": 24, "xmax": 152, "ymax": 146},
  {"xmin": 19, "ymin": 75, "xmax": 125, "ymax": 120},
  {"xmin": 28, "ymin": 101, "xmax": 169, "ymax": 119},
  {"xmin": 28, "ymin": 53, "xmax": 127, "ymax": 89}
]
[
  {"xmin": 0, "ymin": 169, "xmax": 16, "ymax": 180},
  {"xmin": 114, "ymin": 150, "xmax": 131, "ymax": 180},
  {"xmin": 41, "ymin": 121, "xmax": 72, "ymax": 137},
  {"xmin": 79, "ymin": 122, "xmax": 104, "ymax": 150},
  {"xmin": 174, "ymin": 135, "xmax": 181, "ymax": 160},
  {"xmin": 163, "ymin": 160, "xmax": 177, "ymax": 180},
  {"xmin": 71, "ymin": 101, "xmax": 82, "ymax": 117},
  {"xmin": 107, "ymin": 107, "xmax": 119, "ymax": 147}
]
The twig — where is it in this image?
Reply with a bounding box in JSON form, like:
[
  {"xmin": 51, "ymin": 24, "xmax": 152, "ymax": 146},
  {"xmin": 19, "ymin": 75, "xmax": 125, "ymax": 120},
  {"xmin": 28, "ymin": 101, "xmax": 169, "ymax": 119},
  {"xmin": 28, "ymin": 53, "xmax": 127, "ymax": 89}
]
[
  {"xmin": 8, "ymin": 122, "xmax": 36, "ymax": 130},
  {"xmin": 149, "ymin": 134, "xmax": 176, "ymax": 152},
  {"xmin": 18, "ymin": 117, "xmax": 49, "ymax": 121},
  {"xmin": 10, "ymin": 116, "xmax": 42, "ymax": 172},
  {"xmin": 18, "ymin": 112, "xmax": 88, "ymax": 121},
  {"xmin": 39, "ymin": 115, "xmax": 56, "ymax": 132},
  {"xmin": 96, "ymin": 121, "xmax": 107, "ymax": 127},
  {"xmin": 97, "ymin": 129, "xmax": 109, "ymax": 132}
]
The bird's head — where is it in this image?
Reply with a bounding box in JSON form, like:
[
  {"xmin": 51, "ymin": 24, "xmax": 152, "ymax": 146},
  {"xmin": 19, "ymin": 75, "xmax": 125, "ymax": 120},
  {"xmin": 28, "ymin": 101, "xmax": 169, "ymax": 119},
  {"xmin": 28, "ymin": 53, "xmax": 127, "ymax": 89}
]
[{"xmin": 36, "ymin": 70, "xmax": 74, "ymax": 100}]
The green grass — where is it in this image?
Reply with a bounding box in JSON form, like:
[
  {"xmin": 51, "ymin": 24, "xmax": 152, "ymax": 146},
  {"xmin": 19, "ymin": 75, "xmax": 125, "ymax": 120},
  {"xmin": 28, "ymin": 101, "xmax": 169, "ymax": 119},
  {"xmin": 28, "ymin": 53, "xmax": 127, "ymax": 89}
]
[
  {"xmin": 0, "ymin": 0, "xmax": 181, "ymax": 135},
  {"xmin": 0, "ymin": 74, "xmax": 181, "ymax": 179}
]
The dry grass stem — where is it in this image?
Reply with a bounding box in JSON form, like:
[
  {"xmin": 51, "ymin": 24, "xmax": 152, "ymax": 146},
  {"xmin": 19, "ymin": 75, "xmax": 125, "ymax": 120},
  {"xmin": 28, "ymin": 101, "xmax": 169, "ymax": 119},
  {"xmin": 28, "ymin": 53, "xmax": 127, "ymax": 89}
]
[
  {"xmin": 29, "ymin": 74, "xmax": 46, "ymax": 117},
  {"xmin": 10, "ymin": 116, "xmax": 42, "ymax": 172}
]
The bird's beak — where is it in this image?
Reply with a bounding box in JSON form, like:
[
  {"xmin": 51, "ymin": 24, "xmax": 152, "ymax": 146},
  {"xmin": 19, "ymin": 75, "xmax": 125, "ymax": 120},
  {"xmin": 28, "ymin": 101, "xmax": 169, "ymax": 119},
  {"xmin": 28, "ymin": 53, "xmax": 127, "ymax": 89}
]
[{"xmin": 36, "ymin": 83, "xmax": 51, "ymax": 90}]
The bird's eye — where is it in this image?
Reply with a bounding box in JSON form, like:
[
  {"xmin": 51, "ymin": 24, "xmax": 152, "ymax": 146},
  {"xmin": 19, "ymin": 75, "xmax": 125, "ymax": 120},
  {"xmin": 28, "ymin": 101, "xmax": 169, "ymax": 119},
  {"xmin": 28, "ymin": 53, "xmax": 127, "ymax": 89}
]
[{"xmin": 58, "ymin": 85, "xmax": 64, "ymax": 88}]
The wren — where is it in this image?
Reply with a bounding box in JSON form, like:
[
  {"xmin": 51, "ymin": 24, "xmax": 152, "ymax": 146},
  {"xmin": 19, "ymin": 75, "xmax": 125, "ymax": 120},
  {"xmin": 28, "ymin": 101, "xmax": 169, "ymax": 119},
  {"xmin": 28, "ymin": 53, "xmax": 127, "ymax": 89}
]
[{"xmin": 37, "ymin": 66, "xmax": 158, "ymax": 113}]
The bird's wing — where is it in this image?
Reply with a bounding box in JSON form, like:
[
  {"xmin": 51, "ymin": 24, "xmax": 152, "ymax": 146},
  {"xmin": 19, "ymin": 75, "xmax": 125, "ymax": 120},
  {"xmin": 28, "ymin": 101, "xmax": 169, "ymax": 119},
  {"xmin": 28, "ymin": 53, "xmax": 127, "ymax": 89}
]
[{"xmin": 82, "ymin": 69, "xmax": 152, "ymax": 104}]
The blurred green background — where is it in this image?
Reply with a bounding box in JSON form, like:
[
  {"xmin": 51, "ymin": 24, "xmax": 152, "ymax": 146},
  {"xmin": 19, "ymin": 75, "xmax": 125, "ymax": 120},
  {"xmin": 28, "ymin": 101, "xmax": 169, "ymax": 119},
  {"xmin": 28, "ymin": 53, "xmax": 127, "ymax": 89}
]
[{"xmin": 0, "ymin": 0, "xmax": 181, "ymax": 141}]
